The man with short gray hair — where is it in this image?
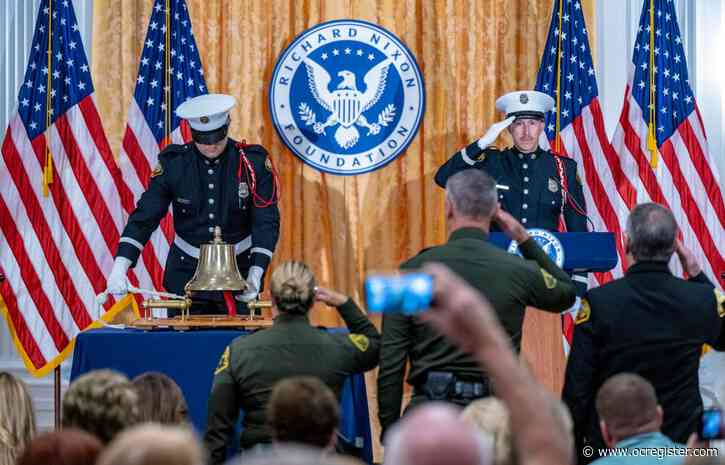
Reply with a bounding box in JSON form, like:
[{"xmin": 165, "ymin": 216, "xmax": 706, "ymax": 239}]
[
  {"xmin": 378, "ymin": 169, "xmax": 577, "ymax": 436},
  {"xmin": 563, "ymin": 203, "xmax": 725, "ymax": 463}
]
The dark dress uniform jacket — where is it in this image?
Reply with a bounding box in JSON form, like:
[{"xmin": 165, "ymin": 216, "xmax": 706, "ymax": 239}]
[
  {"xmin": 435, "ymin": 144, "xmax": 587, "ymax": 232},
  {"xmin": 563, "ymin": 262, "xmax": 725, "ymax": 459},
  {"xmin": 377, "ymin": 227, "xmax": 577, "ymax": 434},
  {"xmin": 115, "ymin": 139, "xmax": 280, "ymax": 295},
  {"xmin": 204, "ymin": 299, "xmax": 380, "ymax": 464}
]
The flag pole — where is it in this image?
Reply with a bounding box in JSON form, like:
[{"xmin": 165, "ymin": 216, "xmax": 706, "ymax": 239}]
[
  {"xmin": 43, "ymin": 0, "xmax": 54, "ymax": 197},
  {"xmin": 647, "ymin": 0, "xmax": 658, "ymax": 168},
  {"xmin": 54, "ymin": 365, "xmax": 61, "ymax": 429},
  {"xmin": 554, "ymin": 0, "xmax": 564, "ymax": 155},
  {"xmin": 164, "ymin": 0, "xmax": 171, "ymax": 146}
]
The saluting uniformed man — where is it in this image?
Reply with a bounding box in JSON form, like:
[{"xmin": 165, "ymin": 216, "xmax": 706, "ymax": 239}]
[
  {"xmin": 106, "ymin": 94, "xmax": 280, "ymax": 313},
  {"xmin": 377, "ymin": 170, "xmax": 577, "ymax": 437},
  {"xmin": 436, "ymin": 90, "xmax": 589, "ymax": 291},
  {"xmin": 563, "ymin": 203, "xmax": 725, "ymax": 464}
]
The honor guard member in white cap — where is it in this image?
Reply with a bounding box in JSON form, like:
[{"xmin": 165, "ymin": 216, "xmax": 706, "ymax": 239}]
[
  {"xmin": 435, "ymin": 90, "xmax": 588, "ymax": 291},
  {"xmin": 106, "ymin": 94, "xmax": 280, "ymax": 314}
]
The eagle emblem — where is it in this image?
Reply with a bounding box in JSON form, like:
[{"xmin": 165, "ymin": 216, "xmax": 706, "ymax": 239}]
[{"xmin": 301, "ymin": 58, "xmax": 393, "ymax": 149}]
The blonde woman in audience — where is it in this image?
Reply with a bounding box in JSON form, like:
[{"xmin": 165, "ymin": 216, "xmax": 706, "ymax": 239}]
[
  {"xmin": 0, "ymin": 372, "xmax": 35, "ymax": 465},
  {"xmin": 132, "ymin": 371, "xmax": 189, "ymax": 425},
  {"xmin": 461, "ymin": 396, "xmax": 574, "ymax": 465},
  {"xmin": 62, "ymin": 369, "xmax": 140, "ymax": 444}
]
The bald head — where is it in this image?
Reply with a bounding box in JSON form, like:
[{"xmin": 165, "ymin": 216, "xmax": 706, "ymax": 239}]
[
  {"xmin": 596, "ymin": 373, "xmax": 662, "ymax": 442},
  {"xmin": 96, "ymin": 424, "xmax": 204, "ymax": 465},
  {"xmin": 384, "ymin": 403, "xmax": 492, "ymax": 465}
]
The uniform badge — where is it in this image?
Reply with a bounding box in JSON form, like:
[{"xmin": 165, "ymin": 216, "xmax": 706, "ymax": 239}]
[
  {"xmin": 540, "ymin": 268, "xmax": 558, "ymax": 289},
  {"xmin": 200, "ymin": 116, "xmax": 210, "ymax": 124},
  {"xmin": 269, "ymin": 20, "xmax": 425, "ymax": 175},
  {"xmin": 715, "ymin": 289, "xmax": 725, "ymax": 318},
  {"xmin": 238, "ymin": 182, "xmax": 249, "ymax": 199},
  {"xmin": 348, "ymin": 334, "xmax": 370, "ymax": 352},
  {"xmin": 548, "ymin": 178, "xmax": 559, "ymax": 192},
  {"xmin": 150, "ymin": 163, "xmax": 163, "ymax": 178},
  {"xmin": 214, "ymin": 346, "xmax": 230, "ymax": 375},
  {"xmin": 265, "ymin": 157, "xmax": 273, "ymax": 172},
  {"xmin": 519, "ymin": 93, "xmax": 529, "ymax": 104},
  {"xmin": 575, "ymin": 299, "xmax": 591, "ymax": 325}
]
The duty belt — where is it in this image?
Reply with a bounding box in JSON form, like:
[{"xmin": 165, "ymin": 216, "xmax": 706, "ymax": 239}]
[
  {"xmin": 173, "ymin": 235, "xmax": 251, "ymax": 259},
  {"xmin": 421, "ymin": 371, "xmax": 490, "ymax": 402}
]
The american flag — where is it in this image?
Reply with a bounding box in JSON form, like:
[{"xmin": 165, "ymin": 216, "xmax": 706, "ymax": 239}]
[
  {"xmin": 0, "ymin": 0, "xmax": 127, "ymax": 375},
  {"xmin": 534, "ymin": 0, "xmax": 630, "ymax": 351},
  {"xmin": 611, "ymin": 0, "xmax": 724, "ymax": 287},
  {"xmin": 117, "ymin": 0, "xmax": 207, "ymax": 293}
]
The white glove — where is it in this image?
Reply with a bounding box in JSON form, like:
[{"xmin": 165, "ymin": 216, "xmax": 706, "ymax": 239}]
[
  {"xmin": 477, "ymin": 116, "xmax": 516, "ymax": 150},
  {"xmin": 107, "ymin": 257, "xmax": 132, "ymax": 296},
  {"xmin": 238, "ymin": 266, "xmax": 264, "ymax": 302}
]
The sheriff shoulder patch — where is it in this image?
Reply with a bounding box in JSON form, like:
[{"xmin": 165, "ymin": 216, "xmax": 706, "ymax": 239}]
[
  {"xmin": 576, "ymin": 173, "xmax": 583, "ymax": 185},
  {"xmin": 715, "ymin": 289, "xmax": 725, "ymax": 318},
  {"xmin": 348, "ymin": 334, "xmax": 369, "ymax": 352},
  {"xmin": 150, "ymin": 163, "xmax": 163, "ymax": 178},
  {"xmin": 265, "ymin": 157, "xmax": 273, "ymax": 172},
  {"xmin": 576, "ymin": 299, "xmax": 591, "ymax": 325},
  {"xmin": 540, "ymin": 268, "xmax": 558, "ymax": 289},
  {"xmin": 214, "ymin": 346, "xmax": 230, "ymax": 375}
]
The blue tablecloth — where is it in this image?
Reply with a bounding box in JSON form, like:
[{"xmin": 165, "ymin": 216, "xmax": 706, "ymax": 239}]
[{"xmin": 70, "ymin": 327, "xmax": 372, "ymax": 462}]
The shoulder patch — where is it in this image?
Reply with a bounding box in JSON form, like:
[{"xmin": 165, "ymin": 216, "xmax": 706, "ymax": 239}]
[
  {"xmin": 265, "ymin": 157, "xmax": 273, "ymax": 171},
  {"xmin": 214, "ymin": 346, "xmax": 230, "ymax": 375},
  {"xmin": 576, "ymin": 172, "xmax": 583, "ymax": 185},
  {"xmin": 150, "ymin": 162, "xmax": 163, "ymax": 178},
  {"xmin": 715, "ymin": 289, "xmax": 725, "ymax": 318},
  {"xmin": 540, "ymin": 268, "xmax": 558, "ymax": 289},
  {"xmin": 575, "ymin": 299, "xmax": 591, "ymax": 325},
  {"xmin": 348, "ymin": 334, "xmax": 370, "ymax": 352}
]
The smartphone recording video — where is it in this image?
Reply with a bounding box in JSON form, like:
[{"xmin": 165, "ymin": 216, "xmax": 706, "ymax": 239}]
[
  {"xmin": 364, "ymin": 273, "xmax": 433, "ymax": 315},
  {"xmin": 698, "ymin": 408, "xmax": 724, "ymax": 441}
]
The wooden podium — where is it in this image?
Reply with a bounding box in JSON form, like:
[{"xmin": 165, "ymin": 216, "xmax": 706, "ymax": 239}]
[{"xmin": 520, "ymin": 308, "xmax": 567, "ymax": 393}]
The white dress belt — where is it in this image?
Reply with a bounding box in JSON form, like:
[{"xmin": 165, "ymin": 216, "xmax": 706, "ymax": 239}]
[{"xmin": 173, "ymin": 235, "xmax": 252, "ymax": 260}]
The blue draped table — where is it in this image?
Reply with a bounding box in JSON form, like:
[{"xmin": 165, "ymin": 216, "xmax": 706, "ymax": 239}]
[{"xmin": 70, "ymin": 327, "xmax": 372, "ymax": 462}]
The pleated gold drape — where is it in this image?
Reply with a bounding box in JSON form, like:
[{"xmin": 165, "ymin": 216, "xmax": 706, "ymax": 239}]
[{"xmin": 93, "ymin": 1, "xmax": 594, "ymax": 327}]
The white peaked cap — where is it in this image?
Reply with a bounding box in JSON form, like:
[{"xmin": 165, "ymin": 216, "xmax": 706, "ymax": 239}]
[
  {"xmin": 175, "ymin": 94, "xmax": 236, "ymax": 131},
  {"xmin": 495, "ymin": 90, "xmax": 555, "ymax": 119}
]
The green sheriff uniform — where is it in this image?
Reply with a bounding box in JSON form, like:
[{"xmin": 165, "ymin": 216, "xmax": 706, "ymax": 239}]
[
  {"xmin": 204, "ymin": 299, "xmax": 380, "ymax": 464},
  {"xmin": 377, "ymin": 227, "xmax": 577, "ymax": 435}
]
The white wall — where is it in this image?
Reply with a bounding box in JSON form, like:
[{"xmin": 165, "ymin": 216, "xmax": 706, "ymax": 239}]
[
  {"xmin": 0, "ymin": 0, "xmax": 93, "ymax": 430},
  {"xmin": 596, "ymin": 0, "xmax": 725, "ymax": 181}
]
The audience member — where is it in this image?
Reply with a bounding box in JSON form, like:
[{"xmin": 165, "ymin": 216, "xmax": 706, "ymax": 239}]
[
  {"xmin": 132, "ymin": 371, "xmax": 188, "ymax": 424},
  {"xmin": 16, "ymin": 429, "xmax": 102, "ymax": 465},
  {"xmin": 563, "ymin": 203, "xmax": 725, "ymax": 462},
  {"xmin": 96, "ymin": 424, "xmax": 204, "ymax": 465},
  {"xmin": 378, "ymin": 169, "xmax": 576, "ymax": 434},
  {"xmin": 418, "ymin": 262, "xmax": 574, "ymax": 465},
  {"xmin": 231, "ymin": 444, "xmax": 365, "ymax": 465},
  {"xmin": 0, "ymin": 372, "xmax": 35, "ymax": 465},
  {"xmin": 267, "ymin": 376, "xmax": 339, "ymax": 450},
  {"xmin": 62, "ymin": 369, "xmax": 140, "ymax": 444},
  {"xmin": 592, "ymin": 373, "xmax": 685, "ymax": 465},
  {"xmin": 383, "ymin": 402, "xmax": 493, "ymax": 465},
  {"xmin": 461, "ymin": 392, "xmax": 575, "ymax": 465},
  {"xmin": 204, "ymin": 261, "xmax": 380, "ymax": 464}
]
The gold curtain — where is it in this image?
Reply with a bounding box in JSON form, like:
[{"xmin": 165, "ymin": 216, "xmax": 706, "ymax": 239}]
[{"xmin": 93, "ymin": 0, "xmax": 595, "ymax": 326}]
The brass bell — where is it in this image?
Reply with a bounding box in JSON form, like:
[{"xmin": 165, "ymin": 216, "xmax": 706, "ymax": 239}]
[{"xmin": 185, "ymin": 226, "xmax": 248, "ymax": 292}]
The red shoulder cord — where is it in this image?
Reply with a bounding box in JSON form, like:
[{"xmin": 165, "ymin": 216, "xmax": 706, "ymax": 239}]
[
  {"xmin": 554, "ymin": 155, "xmax": 587, "ymax": 232},
  {"xmin": 235, "ymin": 141, "xmax": 280, "ymax": 208}
]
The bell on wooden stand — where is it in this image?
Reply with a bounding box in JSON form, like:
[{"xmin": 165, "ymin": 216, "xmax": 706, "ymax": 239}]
[{"xmin": 143, "ymin": 226, "xmax": 269, "ymax": 321}]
